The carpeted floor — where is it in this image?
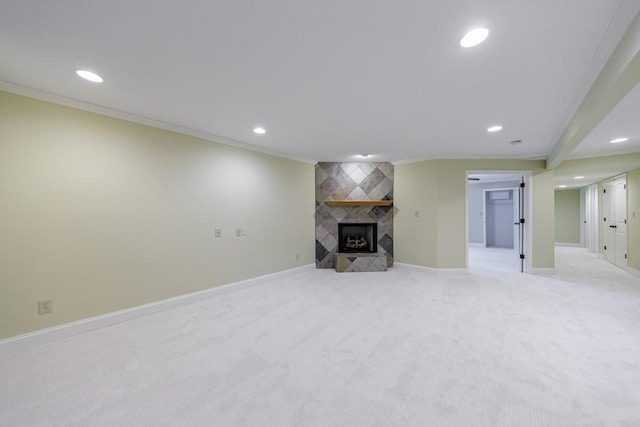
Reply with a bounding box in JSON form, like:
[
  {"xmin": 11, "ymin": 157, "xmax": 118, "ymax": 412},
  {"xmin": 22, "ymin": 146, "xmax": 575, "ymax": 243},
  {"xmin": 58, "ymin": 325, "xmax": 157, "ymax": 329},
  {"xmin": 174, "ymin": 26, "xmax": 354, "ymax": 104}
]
[{"xmin": 1, "ymin": 247, "xmax": 640, "ymax": 426}]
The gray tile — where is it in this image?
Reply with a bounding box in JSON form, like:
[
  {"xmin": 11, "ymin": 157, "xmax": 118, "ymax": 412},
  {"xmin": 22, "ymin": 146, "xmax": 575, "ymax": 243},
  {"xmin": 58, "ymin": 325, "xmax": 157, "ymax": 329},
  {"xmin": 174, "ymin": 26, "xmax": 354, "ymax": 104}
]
[
  {"xmin": 379, "ymin": 233, "xmax": 393, "ymax": 256},
  {"xmin": 315, "ymin": 164, "xmax": 329, "ymax": 185},
  {"xmin": 377, "ymin": 162, "xmax": 394, "ymax": 178},
  {"xmin": 320, "ymin": 176, "xmax": 339, "ymax": 198},
  {"xmin": 359, "ymin": 167, "xmax": 386, "ymax": 194},
  {"xmin": 371, "ymin": 177, "xmax": 393, "ymax": 199},
  {"xmin": 357, "ymin": 163, "xmax": 376, "ymax": 176}
]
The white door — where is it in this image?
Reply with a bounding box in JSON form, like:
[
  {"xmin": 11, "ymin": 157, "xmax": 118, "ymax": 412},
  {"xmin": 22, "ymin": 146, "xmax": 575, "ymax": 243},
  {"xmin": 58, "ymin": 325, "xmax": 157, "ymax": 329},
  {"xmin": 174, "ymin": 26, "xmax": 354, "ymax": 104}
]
[
  {"xmin": 584, "ymin": 185, "xmax": 598, "ymax": 253},
  {"xmin": 603, "ymin": 175, "xmax": 627, "ymax": 267},
  {"xmin": 614, "ymin": 178, "xmax": 627, "ymax": 267}
]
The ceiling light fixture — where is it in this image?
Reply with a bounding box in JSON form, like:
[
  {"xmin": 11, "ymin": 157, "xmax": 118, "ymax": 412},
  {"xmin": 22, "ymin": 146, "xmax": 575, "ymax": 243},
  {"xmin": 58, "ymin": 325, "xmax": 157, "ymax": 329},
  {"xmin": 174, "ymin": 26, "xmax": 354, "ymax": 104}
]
[
  {"xmin": 610, "ymin": 137, "xmax": 628, "ymax": 144},
  {"xmin": 558, "ymin": 185, "xmax": 567, "ymax": 188},
  {"xmin": 460, "ymin": 28, "xmax": 489, "ymax": 48},
  {"xmin": 75, "ymin": 69, "xmax": 103, "ymax": 83},
  {"xmin": 253, "ymin": 127, "xmax": 266, "ymax": 134},
  {"xmin": 574, "ymin": 176, "xmax": 584, "ymax": 179},
  {"xmin": 487, "ymin": 125, "xmax": 502, "ymax": 132}
]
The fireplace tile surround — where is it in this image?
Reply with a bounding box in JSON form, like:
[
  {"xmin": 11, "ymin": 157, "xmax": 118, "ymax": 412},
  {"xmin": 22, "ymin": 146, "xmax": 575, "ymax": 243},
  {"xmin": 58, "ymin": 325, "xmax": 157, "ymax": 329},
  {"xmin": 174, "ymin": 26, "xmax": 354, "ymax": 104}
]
[{"xmin": 315, "ymin": 162, "xmax": 393, "ymax": 269}]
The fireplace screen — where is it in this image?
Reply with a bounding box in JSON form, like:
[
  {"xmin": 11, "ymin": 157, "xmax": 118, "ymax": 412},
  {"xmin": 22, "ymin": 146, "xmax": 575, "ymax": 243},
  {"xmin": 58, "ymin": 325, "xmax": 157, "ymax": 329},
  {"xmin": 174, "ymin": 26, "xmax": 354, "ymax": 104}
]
[{"xmin": 338, "ymin": 223, "xmax": 377, "ymax": 253}]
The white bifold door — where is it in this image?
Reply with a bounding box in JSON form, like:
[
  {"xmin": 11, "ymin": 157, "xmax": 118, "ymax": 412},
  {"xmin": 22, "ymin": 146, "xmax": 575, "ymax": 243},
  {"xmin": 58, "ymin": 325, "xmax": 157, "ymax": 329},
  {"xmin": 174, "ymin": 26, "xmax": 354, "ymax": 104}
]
[{"xmin": 603, "ymin": 175, "xmax": 627, "ymax": 267}]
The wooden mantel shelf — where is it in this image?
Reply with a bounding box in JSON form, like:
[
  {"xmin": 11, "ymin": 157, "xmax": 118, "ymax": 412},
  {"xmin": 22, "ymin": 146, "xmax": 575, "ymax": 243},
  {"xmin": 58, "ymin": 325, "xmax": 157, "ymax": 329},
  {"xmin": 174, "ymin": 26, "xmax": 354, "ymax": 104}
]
[{"xmin": 325, "ymin": 200, "xmax": 393, "ymax": 207}]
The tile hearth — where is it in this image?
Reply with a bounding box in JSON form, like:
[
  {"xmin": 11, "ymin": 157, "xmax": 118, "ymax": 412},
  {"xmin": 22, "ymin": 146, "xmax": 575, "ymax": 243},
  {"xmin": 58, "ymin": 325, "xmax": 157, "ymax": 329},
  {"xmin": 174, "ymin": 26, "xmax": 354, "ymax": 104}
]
[{"xmin": 335, "ymin": 253, "xmax": 388, "ymax": 272}]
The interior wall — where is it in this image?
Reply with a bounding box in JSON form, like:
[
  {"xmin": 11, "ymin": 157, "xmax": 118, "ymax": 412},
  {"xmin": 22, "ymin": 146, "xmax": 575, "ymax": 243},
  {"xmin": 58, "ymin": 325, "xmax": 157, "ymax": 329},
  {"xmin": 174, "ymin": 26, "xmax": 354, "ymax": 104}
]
[
  {"xmin": 0, "ymin": 91, "xmax": 315, "ymax": 340},
  {"xmin": 554, "ymin": 189, "xmax": 581, "ymax": 244},
  {"xmin": 394, "ymin": 161, "xmax": 438, "ymax": 267},
  {"xmin": 627, "ymin": 167, "xmax": 640, "ymax": 271},
  {"xmin": 395, "ymin": 159, "xmax": 553, "ymax": 270},
  {"xmin": 467, "ymin": 180, "xmax": 520, "ymax": 245}
]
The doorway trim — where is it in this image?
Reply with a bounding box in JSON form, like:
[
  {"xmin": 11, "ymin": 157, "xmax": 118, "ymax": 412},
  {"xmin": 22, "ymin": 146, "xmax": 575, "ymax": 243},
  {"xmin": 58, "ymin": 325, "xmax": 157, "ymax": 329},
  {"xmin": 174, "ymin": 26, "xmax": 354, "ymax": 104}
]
[{"xmin": 466, "ymin": 170, "xmax": 533, "ymax": 273}]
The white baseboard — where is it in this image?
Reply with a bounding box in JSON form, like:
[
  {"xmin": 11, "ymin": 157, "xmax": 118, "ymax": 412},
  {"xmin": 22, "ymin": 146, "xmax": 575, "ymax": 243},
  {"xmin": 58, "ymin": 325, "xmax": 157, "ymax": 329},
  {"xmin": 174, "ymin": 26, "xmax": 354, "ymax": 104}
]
[
  {"xmin": 0, "ymin": 264, "xmax": 315, "ymax": 355},
  {"xmin": 394, "ymin": 262, "xmax": 468, "ymax": 275},
  {"xmin": 624, "ymin": 265, "xmax": 640, "ymax": 278},
  {"xmin": 530, "ymin": 268, "xmax": 556, "ymax": 275}
]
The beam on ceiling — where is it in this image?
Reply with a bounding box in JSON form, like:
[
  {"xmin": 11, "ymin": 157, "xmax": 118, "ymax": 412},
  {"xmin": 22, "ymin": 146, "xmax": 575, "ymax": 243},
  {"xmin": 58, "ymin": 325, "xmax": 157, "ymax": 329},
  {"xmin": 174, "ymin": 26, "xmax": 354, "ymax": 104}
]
[{"xmin": 547, "ymin": 12, "xmax": 640, "ymax": 169}]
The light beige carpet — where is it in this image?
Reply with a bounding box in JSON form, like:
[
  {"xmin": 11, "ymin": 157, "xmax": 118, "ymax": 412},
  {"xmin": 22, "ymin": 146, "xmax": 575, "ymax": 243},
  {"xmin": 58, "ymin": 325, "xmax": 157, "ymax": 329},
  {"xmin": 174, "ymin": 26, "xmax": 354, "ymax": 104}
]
[{"xmin": 1, "ymin": 247, "xmax": 640, "ymax": 426}]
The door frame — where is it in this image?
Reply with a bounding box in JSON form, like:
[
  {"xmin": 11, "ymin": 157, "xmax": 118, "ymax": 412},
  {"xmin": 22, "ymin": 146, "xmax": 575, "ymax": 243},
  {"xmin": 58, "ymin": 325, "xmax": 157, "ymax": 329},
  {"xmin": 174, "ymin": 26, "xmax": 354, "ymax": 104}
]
[
  {"xmin": 466, "ymin": 170, "xmax": 533, "ymax": 273},
  {"xmin": 583, "ymin": 184, "xmax": 599, "ymax": 253}
]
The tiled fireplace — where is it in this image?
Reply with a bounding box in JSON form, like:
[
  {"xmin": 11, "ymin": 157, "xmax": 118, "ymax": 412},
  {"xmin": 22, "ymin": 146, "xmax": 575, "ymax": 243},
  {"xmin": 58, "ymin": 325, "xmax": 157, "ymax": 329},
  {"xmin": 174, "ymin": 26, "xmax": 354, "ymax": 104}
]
[
  {"xmin": 315, "ymin": 162, "xmax": 393, "ymax": 270},
  {"xmin": 338, "ymin": 223, "xmax": 377, "ymax": 253}
]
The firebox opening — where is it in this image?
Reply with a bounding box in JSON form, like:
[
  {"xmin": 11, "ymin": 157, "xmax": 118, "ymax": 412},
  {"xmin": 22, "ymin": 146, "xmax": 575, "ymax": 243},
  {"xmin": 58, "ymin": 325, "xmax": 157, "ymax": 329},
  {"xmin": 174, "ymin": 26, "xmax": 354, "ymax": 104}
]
[{"xmin": 338, "ymin": 223, "xmax": 377, "ymax": 253}]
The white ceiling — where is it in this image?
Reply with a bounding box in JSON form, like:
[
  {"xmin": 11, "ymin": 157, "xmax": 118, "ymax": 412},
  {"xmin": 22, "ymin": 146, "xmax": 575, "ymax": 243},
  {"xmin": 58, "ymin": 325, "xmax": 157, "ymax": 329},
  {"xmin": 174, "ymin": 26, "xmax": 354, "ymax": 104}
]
[{"xmin": 0, "ymin": 1, "xmax": 639, "ymax": 172}]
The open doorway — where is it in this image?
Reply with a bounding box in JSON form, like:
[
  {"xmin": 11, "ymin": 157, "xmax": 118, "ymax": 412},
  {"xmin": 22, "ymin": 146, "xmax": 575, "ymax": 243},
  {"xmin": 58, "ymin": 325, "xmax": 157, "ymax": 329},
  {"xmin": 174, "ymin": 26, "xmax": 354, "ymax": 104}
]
[
  {"xmin": 484, "ymin": 187, "xmax": 519, "ymax": 249},
  {"xmin": 466, "ymin": 171, "xmax": 532, "ymax": 273}
]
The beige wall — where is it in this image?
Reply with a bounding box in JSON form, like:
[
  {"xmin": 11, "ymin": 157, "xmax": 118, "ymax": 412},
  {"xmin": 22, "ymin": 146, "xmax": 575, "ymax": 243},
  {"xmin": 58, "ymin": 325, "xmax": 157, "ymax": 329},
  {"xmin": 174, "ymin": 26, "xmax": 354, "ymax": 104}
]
[
  {"xmin": 0, "ymin": 91, "xmax": 315, "ymax": 339},
  {"xmin": 394, "ymin": 161, "xmax": 438, "ymax": 267},
  {"xmin": 554, "ymin": 189, "xmax": 581, "ymax": 244},
  {"xmin": 628, "ymin": 168, "xmax": 640, "ymax": 271},
  {"xmin": 395, "ymin": 159, "xmax": 554, "ymax": 270}
]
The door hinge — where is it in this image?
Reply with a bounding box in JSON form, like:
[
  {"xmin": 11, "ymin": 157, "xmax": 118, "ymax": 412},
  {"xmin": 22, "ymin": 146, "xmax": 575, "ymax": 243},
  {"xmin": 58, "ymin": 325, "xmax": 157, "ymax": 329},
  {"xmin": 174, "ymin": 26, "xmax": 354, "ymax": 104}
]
[
  {"xmin": 520, "ymin": 183, "xmax": 525, "ymax": 188},
  {"xmin": 604, "ymin": 245, "xmax": 607, "ymax": 250},
  {"xmin": 624, "ymin": 184, "xmax": 626, "ymax": 190},
  {"xmin": 603, "ymin": 188, "xmax": 606, "ymax": 193},
  {"xmin": 625, "ymin": 219, "xmax": 627, "ymax": 224},
  {"xmin": 520, "ymin": 254, "xmax": 525, "ymax": 259},
  {"xmin": 625, "ymin": 254, "xmax": 628, "ymax": 259},
  {"xmin": 520, "ymin": 218, "xmax": 525, "ymax": 224},
  {"xmin": 604, "ymin": 217, "xmax": 607, "ymax": 222}
]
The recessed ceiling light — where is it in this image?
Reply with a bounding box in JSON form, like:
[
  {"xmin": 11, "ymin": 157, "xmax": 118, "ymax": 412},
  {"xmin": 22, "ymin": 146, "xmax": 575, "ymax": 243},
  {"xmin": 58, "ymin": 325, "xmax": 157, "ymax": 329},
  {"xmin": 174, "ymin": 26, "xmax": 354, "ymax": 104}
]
[
  {"xmin": 460, "ymin": 28, "xmax": 489, "ymax": 48},
  {"xmin": 558, "ymin": 185, "xmax": 567, "ymax": 188},
  {"xmin": 487, "ymin": 125, "xmax": 503, "ymax": 132},
  {"xmin": 360, "ymin": 154, "xmax": 370, "ymax": 158},
  {"xmin": 75, "ymin": 69, "xmax": 103, "ymax": 83},
  {"xmin": 574, "ymin": 176, "xmax": 584, "ymax": 179},
  {"xmin": 610, "ymin": 137, "xmax": 628, "ymax": 144},
  {"xmin": 253, "ymin": 127, "xmax": 266, "ymax": 134}
]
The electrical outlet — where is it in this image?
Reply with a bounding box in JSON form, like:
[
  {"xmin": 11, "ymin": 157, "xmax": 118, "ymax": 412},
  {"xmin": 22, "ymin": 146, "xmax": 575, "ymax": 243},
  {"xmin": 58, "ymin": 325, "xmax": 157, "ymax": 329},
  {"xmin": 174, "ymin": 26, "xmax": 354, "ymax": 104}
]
[
  {"xmin": 38, "ymin": 300, "xmax": 52, "ymax": 315},
  {"xmin": 214, "ymin": 227, "xmax": 222, "ymax": 238}
]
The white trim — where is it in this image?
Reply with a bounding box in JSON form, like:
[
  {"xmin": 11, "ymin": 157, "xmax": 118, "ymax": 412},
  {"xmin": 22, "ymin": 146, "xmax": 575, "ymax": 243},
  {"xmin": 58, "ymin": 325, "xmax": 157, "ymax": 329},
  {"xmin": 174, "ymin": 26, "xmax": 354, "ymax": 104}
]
[
  {"xmin": 624, "ymin": 265, "xmax": 640, "ymax": 279},
  {"xmin": 0, "ymin": 81, "xmax": 317, "ymax": 165},
  {"xmin": 530, "ymin": 268, "xmax": 556, "ymax": 275},
  {"xmin": 0, "ymin": 264, "xmax": 315, "ymax": 354},
  {"xmin": 468, "ymin": 243, "xmax": 484, "ymax": 248},
  {"xmin": 394, "ymin": 263, "xmax": 468, "ymax": 275},
  {"xmin": 554, "ymin": 242, "xmax": 582, "ymax": 247}
]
